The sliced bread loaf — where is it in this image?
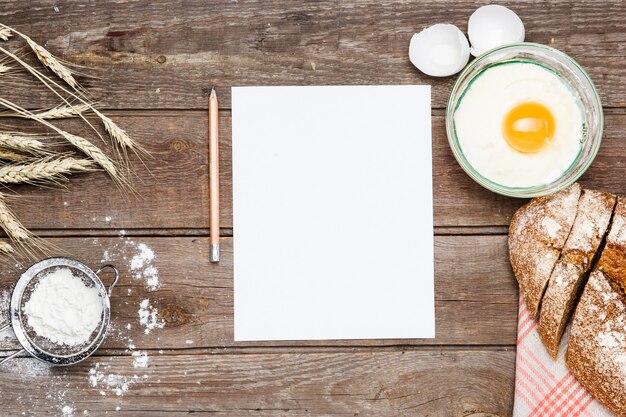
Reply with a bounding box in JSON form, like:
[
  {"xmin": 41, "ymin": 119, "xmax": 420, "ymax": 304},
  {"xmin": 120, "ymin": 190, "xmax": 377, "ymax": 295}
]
[
  {"xmin": 509, "ymin": 183, "xmax": 582, "ymax": 317},
  {"xmin": 538, "ymin": 190, "xmax": 616, "ymax": 358}
]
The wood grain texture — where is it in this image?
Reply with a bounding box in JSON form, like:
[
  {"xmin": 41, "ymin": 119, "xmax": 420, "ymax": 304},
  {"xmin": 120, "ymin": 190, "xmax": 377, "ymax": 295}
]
[
  {"xmin": 0, "ymin": 235, "xmax": 518, "ymax": 352},
  {"xmin": 0, "ymin": 0, "xmax": 623, "ymax": 109},
  {"xmin": 0, "ymin": 349, "xmax": 515, "ymax": 416}
]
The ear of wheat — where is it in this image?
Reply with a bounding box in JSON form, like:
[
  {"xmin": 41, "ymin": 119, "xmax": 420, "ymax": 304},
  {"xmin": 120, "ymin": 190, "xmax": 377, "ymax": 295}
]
[
  {"xmin": 0, "ymin": 28, "xmax": 11, "ymax": 41},
  {"xmin": 0, "ymin": 132, "xmax": 47, "ymax": 154},
  {"xmin": 0, "ymin": 149, "xmax": 29, "ymax": 162},
  {"xmin": 24, "ymin": 36, "xmax": 78, "ymax": 89},
  {"xmin": 0, "ymin": 98, "xmax": 121, "ymax": 183},
  {"xmin": 35, "ymin": 103, "xmax": 91, "ymax": 119},
  {"xmin": 0, "ymin": 157, "xmax": 95, "ymax": 185},
  {"xmin": 0, "ymin": 193, "xmax": 54, "ymax": 257},
  {"xmin": 0, "ymin": 192, "xmax": 31, "ymax": 241},
  {"xmin": 0, "ymin": 239, "xmax": 14, "ymax": 255},
  {"xmin": 0, "ymin": 23, "xmax": 78, "ymax": 89}
]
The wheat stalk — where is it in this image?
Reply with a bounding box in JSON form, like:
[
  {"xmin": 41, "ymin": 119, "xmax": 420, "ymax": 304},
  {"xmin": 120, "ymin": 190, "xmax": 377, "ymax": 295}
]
[
  {"xmin": 0, "ymin": 104, "xmax": 91, "ymax": 120},
  {"xmin": 0, "ymin": 157, "xmax": 94, "ymax": 185},
  {"xmin": 0, "ymin": 239, "xmax": 13, "ymax": 255},
  {"xmin": 0, "ymin": 28, "xmax": 11, "ymax": 41},
  {"xmin": 25, "ymin": 37, "xmax": 78, "ymax": 88},
  {"xmin": 61, "ymin": 132, "xmax": 118, "ymax": 179},
  {"xmin": 0, "ymin": 132, "xmax": 46, "ymax": 153},
  {"xmin": 0, "ymin": 193, "xmax": 54, "ymax": 258},
  {"xmin": 0, "ymin": 41, "xmax": 104, "ymax": 144},
  {"xmin": 0, "ymin": 23, "xmax": 78, "ymax": 89},
  {"xmin": 35, "ymin": 103, "xmax": 90, "ymax": 119},
  {"xmin": 0, "ymin": 149, "xmax": 29, "ymax": 162},
  {"xmin": 0, "ymin": 193, "xmax": 30, "ymax": 241},
  {"xmin": 0, "ymin": 98, "xmax": 122, "ymax": 185},
  {"xmin": 0, "ymin": 35, "xmax": 144, "ymax": 157},
  {"xmin": 96, "ymin": 111, "xmax": 145, "ymax": 156}
]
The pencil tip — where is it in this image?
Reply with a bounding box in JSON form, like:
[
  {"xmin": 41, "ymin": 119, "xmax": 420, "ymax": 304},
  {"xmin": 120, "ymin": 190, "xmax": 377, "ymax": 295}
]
[{"xmin": 210, "ymin": 87, "xmax": 216, "ymax": 98}]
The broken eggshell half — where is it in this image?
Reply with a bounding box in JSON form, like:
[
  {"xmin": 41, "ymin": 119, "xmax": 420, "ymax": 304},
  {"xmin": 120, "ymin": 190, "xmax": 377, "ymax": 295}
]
[
  {"xmin": 468, "ymin": 5, "xmax": 525, "ymax": 57},
  {"xmin": 409, "ymin": 23, "xmax": 470, "ymax": 77}
]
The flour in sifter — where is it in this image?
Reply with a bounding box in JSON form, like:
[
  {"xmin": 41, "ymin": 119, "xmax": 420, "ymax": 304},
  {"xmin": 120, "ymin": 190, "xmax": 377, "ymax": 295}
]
[{"xmin": 24, "ymin": 268, "xmax": 103, "ymax": 346}]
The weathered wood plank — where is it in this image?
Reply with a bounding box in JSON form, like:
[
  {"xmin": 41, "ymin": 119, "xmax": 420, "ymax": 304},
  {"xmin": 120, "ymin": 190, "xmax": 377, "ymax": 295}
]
[
  {"xmin": 0, "ymin": 235, "xmax": 518, "ymax": 351},
  {"xmin": 0, "ymin": 0, "xmax": 623, "ymax": 109},
  {"xmin": 0, "ymin": 349, "xmax": 515, "ymax": 416},
  {"xmin": 6, "ymin": 111, "xmax": 626, "ymax": 230}
]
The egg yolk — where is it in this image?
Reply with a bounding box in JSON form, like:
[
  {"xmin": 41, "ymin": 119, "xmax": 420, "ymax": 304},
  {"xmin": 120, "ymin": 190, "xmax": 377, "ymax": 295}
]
[{"xmin": 502, "ymin": 101, "xmax": 555, "ymax": 153}]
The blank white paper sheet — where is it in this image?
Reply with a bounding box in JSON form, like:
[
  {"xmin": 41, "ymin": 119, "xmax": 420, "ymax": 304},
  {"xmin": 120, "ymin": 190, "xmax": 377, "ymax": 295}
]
[{"xmin": 232, "ymin": 85, "xmax": 434, "ymax": 341}]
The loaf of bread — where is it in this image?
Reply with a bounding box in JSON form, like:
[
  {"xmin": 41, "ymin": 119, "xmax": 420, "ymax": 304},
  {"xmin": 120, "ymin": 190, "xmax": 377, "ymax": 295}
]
[
  {"xmin": 538, "ymin": 190, "xmax": 616, "ymax": 358},
  {"xmin": 566, "ymin": 270, "xmax": 626, "ymax": 416},
  {"xmin": 509, "ymin": 185, "xmax": 626, "ymax": 414},
  {"xmin": 509, "ymin": 183, "xmax": 581, "ymax": 317}
]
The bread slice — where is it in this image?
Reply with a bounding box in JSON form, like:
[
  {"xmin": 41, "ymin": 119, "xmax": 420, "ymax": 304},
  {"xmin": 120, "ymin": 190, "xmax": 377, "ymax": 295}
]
[
  {"xmin": 595, "ymin": 198, "xmax": 626, "ymax": 297},
  {"xmin": 509, "ymin": 183, "xmax": 582, "ymax": 317},
  {"xmin": 566, "ymin": 270, "xmax": 626, "ymax": 416},
  {"xmin": 538, "ymin": 190, "xmax": 616, "ymax": 358}
]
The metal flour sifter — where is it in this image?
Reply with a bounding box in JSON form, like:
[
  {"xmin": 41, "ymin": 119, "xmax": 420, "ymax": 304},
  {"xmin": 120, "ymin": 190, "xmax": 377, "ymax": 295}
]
[{"xmin": 0, "ymin": 257, "xmax": 119, "ymax": 366}]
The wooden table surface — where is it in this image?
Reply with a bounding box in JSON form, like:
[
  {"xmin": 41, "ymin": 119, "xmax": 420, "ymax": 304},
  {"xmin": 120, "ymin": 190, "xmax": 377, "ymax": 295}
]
[{"xmin": 0, "ymin": 1, "xmax": 624, "ymax": 415}]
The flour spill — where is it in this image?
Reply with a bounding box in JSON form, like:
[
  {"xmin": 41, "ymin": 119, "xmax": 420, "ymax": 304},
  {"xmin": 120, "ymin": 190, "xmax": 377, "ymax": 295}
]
[
  {"xmin": 139, "ymin": 298, "xmax": 165, "ymax": 334},
  {"xmin": 132, "ymin": 350, "xmax": 149, "ymax": 368},
  {"xmin": 102, "ymin": 238, "xmax": 160, "ymax": 291},
  {"xmin": 88, "ymin": 361, "xmax": 147, "ymax": 396}
]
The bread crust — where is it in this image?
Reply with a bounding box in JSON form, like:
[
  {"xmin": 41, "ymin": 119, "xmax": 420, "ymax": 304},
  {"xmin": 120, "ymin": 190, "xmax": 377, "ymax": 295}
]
[
  {"xmin": 509, "ymin": 183, "xmax": 581, "ymax": 317},
  {"xmin": 538, "ymin": 190, "xmax": 616, "ymax": 358},
  {"xmin": 598, "ymin": 198, "xmax": 626, "ymax": 297},
  {"xmin": 566, "ymin": 271, "xmax": 626, "ymax": 416}
]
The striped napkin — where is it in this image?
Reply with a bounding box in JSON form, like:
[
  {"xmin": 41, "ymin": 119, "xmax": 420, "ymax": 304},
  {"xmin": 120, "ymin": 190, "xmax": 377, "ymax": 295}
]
[{"xmin": 513, "ymin": 296, "xmax": 615, "ymax": 417}]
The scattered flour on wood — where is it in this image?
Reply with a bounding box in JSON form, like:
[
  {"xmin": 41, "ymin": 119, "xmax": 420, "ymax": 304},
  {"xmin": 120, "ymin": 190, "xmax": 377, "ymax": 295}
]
[
  {"xmin": 130, "ymin": 243, "xmax": 160, "ymax": 291},
  {"xmin": 2, "ymin": 357, "xmax": 50, "ymax": 377},
  {"xmin": 139, "ymin": 298, "xmax": 165, "ymax": 334},
  {"xmin": 101, "ymin": 238, "xmax": 160, "ymax": 291},
  {"xmin": 88, "ymin": 360, "xmax": 148, "ymax": 397},
  {"xmin": 132, "ymin": 350, "xmax": 149, "ymax": 368}
]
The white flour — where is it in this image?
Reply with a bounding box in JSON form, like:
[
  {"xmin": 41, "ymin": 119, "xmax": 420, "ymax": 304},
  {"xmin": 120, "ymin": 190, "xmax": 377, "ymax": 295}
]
[
  {"xmin": 138, "ymin": 299, "xmax": 165, "ymax": 334},
  {"xmin": 24, "ymin": 268, "xmax": 103, "ymax": 346},
  {"xmin": 132, "ymin": 350, "xmax": 149, "ymax": 368},
  {"xmin": 103, "ymin": 239, "xmax": 160, "ymax": 291},
  {"xmin": 131, "ymin": 243, "xmax": 154, "ymax": 270}
]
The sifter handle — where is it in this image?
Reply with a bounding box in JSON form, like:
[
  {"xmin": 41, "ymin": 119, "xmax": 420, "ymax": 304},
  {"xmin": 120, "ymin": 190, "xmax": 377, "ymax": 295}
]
[
  {"xmin": 0, "ymin": 349, "xmax": 25, "ymax": 365},
  {"xmin": 96, "ymin": 265, "xmax": 120, "ymax": 297}
]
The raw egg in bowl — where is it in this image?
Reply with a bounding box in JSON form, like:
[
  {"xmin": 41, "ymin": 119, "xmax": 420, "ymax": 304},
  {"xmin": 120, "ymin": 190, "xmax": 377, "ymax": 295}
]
[{"xmin": 446, "ymin": 43, "xmax": 603, "ymax": 198}]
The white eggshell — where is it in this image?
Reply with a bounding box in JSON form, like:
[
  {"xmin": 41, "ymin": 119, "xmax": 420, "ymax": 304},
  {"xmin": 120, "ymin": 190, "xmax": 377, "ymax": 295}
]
[
  {"xmin": 468, "ymin": 5, "xmax": 525, "ymax": 56},
  {"xmin": 408, "ymin": 24, "xmax": 470, "ymax": 77}
]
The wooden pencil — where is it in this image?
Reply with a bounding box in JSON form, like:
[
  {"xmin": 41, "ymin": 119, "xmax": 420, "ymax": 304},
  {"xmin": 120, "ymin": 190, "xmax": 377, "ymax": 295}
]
[{"xmin": 209, "ymin": 88, "xmax": 220, "ymax": 262}]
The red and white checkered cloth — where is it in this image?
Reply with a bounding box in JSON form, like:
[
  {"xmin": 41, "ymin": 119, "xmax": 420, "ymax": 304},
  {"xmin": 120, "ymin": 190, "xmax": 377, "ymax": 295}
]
[{"xmin": 513, "ymin": 296, "xmax": 615, "ymax": 417}]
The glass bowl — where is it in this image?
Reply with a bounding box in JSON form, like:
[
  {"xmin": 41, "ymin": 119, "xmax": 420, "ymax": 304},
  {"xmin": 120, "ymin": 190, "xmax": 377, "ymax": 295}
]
[{"xmin": 446, "ymin": 43, "xmax": 603, "ymax": 198}]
